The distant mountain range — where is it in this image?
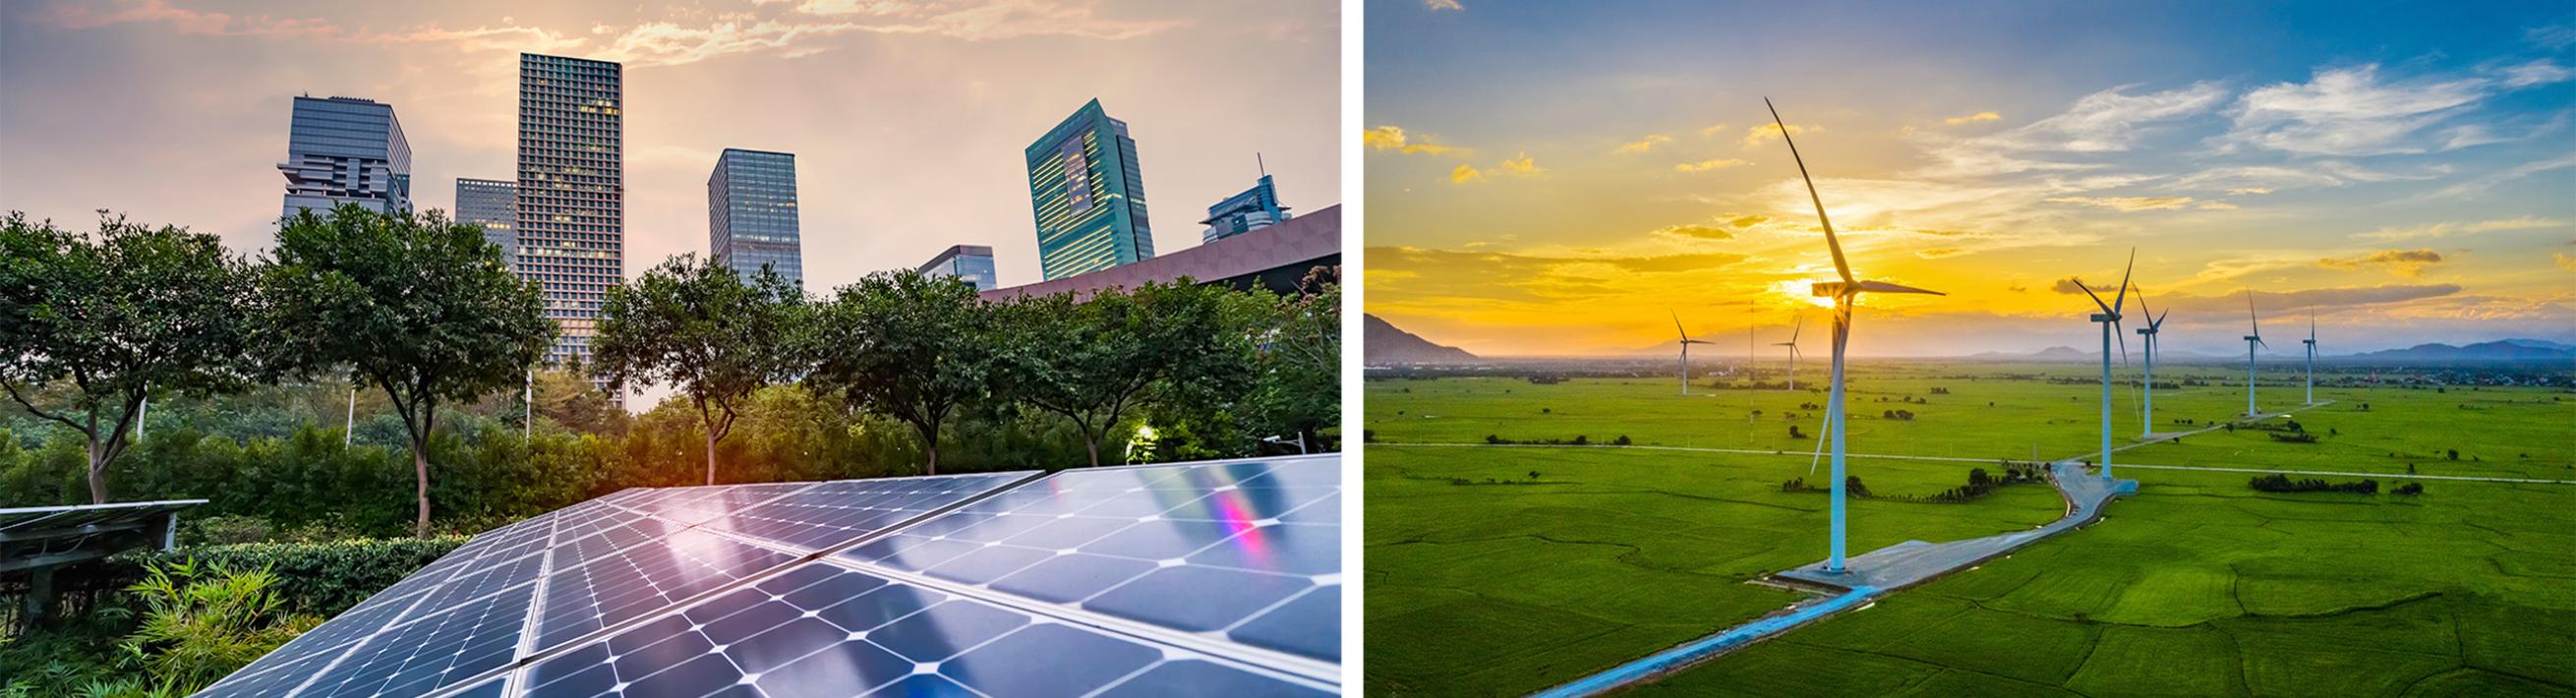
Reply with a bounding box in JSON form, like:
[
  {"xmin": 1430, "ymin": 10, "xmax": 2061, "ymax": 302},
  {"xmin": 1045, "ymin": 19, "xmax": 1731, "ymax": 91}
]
[
  {"xmin": 2346, "ymin": 340, "xmax": 2574, "ymax": 362},
  {"xmin": 1364, "ymin": 315, "xmax": 1480, "ymax": 365}
]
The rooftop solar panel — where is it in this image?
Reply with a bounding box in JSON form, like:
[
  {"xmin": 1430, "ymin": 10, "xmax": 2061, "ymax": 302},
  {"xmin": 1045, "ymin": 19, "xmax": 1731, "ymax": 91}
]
[{"xmin": 205, "ymin": 454, "xmax": 1342, "ymax": 697}]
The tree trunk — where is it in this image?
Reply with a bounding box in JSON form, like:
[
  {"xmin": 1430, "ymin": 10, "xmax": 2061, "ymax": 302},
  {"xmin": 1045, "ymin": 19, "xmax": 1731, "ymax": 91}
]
[
  {"xmin": 922, "ymin": 426, "xmax": 940, "ymax": 476},
  {"xmin": 1083, "ymin": 433, "xmax": 1101, "ymax": 468},
  {"xmin": 86, "ymin": 438, "xmax": 107, "ymax": 504},
  {"xmin": 704, "ymin": 430, "xmax": 717, "ymax": 487},
  {"xmin": 413, "ymin": 438, "xmax": 432, "ymax": 538}
]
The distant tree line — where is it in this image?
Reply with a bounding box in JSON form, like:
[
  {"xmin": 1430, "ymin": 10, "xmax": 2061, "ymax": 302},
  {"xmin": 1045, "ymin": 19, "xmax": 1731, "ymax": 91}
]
[{"xmin": 2248, "ymin": 474, "xmax": 2379, "ymax": 494}]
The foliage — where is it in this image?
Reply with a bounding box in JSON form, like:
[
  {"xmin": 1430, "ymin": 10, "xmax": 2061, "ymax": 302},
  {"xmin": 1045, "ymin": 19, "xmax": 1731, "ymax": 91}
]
[
  {"xmin": 116, "ymin": 558, "xmax": 321, "ymax": 694},
  {"xmin": 261, "ymin": 205, "xmax": 552, "ymax": 536},
  {"xmin": 594, "ymin": 256, "xmax": 804, "ymax": 485},
  {"xmin": 2249, "ymin": 473, "xmax": 2379, "ymax": 494},
  {"xmin": 0, "ymin": 211, "xmax": 260, "ymax": 503},
  {"xmin": 803, "ymin": 270, "xmax": 994, "ymax": 474}
]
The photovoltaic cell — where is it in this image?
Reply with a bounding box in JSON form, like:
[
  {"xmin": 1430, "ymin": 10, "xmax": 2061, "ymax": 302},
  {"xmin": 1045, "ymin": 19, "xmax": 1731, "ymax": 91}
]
[
  {"xmin": 696, "ymin": 471, "xmax": 1036, "ymax": 553},
  {"xmin": 841, "ymin": 458, "xmax": 1341, "ymax": 661},
  {"xmin": 206, "ymin": 455, "xmax": 1341, "ymax": 697},
  {"xmin": 515, "ymin": 559, "xmax": 1329, "ymax": 697}
]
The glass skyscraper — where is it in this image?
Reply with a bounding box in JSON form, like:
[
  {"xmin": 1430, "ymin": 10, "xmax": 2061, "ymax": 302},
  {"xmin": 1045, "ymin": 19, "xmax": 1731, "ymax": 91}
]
[
  {"xmin": 917, "ymin": 245, "xmax": 997, "ymax": 292},
  {"xmin": 277, "ymin": 95, "xmax": 410, "ymax": 220},
  {"xmin": 516, "ymin": 53, "xmax": 623, "ymax": 368},
  {"xmin": 1200, "ymin": 174, "xmax": 1292, "ymax": 243},
  {"xmin": 1025, "ymin": 99, "xmax": 1151, "ymax": 281},
  {"xmin": 455, "ymin": 177, "xmax": 518, "ymax": 268},
  {"xmin": 708, "ymin": 148, "xmax": 802, "ymax": 290}
]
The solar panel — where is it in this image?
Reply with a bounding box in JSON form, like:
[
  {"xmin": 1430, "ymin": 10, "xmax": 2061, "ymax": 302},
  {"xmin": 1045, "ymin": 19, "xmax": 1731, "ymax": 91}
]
[{"xmin": 206, "ymin": 454, "xmax": 1343, "ymax": 697}]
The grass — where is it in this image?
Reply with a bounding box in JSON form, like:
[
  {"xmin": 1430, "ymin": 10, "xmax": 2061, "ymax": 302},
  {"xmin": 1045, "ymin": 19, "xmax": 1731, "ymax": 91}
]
[{"xmin": 1363, "ymin": 363, "xmax": 2575, "ymax": 696}]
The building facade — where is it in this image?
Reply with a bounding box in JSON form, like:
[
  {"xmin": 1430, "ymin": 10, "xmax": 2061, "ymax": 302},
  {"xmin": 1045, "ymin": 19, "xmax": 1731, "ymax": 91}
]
[
  {"xmin": 1025, "ymin": 99, "xmax": 1152, "ymax": 281},
  {"xmin": 707, "ymin": 148, "xmax": 802, "ymax": 289},
  {"xmin": 917, "ymin": 244, "xmax": 998, "ymax": 291},
  {"xmin": 515, "ymin": 53, "xmax": 623, "ymax": 368},
  {"xmin": 1200, "ymin": 174, "xmax": 1291, "ymax": 244},
  {"xmin": 277, "ymin": 95, "xmax": 411, "ymax": 220},
  {"xmin": 455, "ymin": 178, "xmax": 518, "ymax": 267}
]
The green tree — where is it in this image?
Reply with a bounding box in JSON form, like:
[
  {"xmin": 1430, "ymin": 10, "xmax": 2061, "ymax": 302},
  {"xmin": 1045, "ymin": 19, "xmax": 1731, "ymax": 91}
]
[
  {"xmin": 594, "ymin": 256, "xmax": 804, "ymax": 485},
  {"xmin": 0, "ymin": 212, "xmax": 259, "ymax": 503},
  {"xmin": 1247, "ymin": 267, "xmax": 1340, "ymax": 451},
  {"xmin": 260, "ymin": 206, "xmax": 551, "ymax": 537},
  {"xmin": 533, "ymin": 367, "xmax": 626, "ymax": 436},
  {"xmin": 804, "ymin": 270, "xmax": 993, "ymax": 475},
  {"xmin": 1002, "ymin": 280, "xmax": 1259, "ymax": 467}
]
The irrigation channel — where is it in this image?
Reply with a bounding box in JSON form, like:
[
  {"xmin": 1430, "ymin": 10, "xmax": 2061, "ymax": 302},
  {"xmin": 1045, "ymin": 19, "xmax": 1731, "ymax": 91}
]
[{"xmin": 1383, "ymin": 401, "xmax": 2448, "ymax": 697}]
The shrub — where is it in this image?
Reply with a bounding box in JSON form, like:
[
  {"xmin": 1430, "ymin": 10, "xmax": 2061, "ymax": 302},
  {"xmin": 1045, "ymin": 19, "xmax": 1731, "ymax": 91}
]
[
  {"xmin": 2393, "ymin": 483, "xmax": 2425, "ymax": 495},
  {"xmin": 123, "ymin": 536, "xmax": 468, "ymax": 615},
  {"xmin": 118, "ymin": 558, "xmax": 322, "ymax": 694}
]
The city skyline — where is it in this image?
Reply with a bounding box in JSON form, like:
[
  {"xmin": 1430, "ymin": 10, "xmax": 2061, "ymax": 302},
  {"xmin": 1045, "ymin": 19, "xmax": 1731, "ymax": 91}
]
[
  {"xmin": 276, "ymin": 95, "xmax": 411, "ymax": 222},
  {"xmin": 517, "ymin": 52, "xmax": 624, "ymax": 367},
  {"xmin": 0, "ymin": 0, "xmax": 1337, "ymax": 293},
  {"xmin": 1027, "ymin": 98, "xmax": 1154, "ymax": 280},
  {"xmin": 1367, "ymin": 1, "xmax": 2575, "ymax": 357}
]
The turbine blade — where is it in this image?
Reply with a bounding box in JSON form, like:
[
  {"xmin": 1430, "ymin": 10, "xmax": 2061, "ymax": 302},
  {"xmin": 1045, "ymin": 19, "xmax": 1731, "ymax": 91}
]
[
  {"xmin": 2117, "ymin": 321, "xmax": 2131, "ymax": 368},
  {"xmin": 1765, "ymin": 97, "xmax": 1854, "ymax": 285},
  {"xmin": 2113, "ymin": 248, "xmax": 2135, "ymax": 317},
  {"xmin": 2247, "ymin": 290, "xmax": 2259, "ymax": 336},
  {"xmin": 1791, "ymin": 317, "xmax": 1803, "ymax": 342},
  {"xmin": 2074, "ymin": 279, "xmax": 2113, "ymax": 314},
  {"xmin": 1671, "ymin": 309, "xmax": 1686, "ymax": 341},
  {"xmin": 1855, "ymin": 280, "xmax": 1946, "ymax": 295}
]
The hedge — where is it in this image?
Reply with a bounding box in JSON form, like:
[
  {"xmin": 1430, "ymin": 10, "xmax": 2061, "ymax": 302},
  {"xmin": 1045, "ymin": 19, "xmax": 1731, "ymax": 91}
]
[{"xmin": 112, "ymin": 535, "xmax": 468, "ymax": 616}]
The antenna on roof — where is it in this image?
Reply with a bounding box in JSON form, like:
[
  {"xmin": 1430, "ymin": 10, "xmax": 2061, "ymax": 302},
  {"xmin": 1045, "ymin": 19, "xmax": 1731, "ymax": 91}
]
[{"xmin": 1258, "ymin": 152, "xmax": 1267, "ymax": 177}]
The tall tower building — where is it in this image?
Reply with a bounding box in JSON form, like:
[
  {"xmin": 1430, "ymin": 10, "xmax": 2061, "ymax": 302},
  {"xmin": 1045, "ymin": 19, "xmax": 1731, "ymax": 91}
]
[
  {"xmin": 277, "ymin": 95, "xmax": 411, "ymax": 220},
  {"xmin": 707, "ymin": 148, "xmax": 802, "ymax": 290},
  {"xmin": 515, "ymin": 53, "xmax": 623, "ymax": 368},
  {"xmin": 1025, "ymin": 99, "xmax": 1151, "ymax": 280},
  {"xmin": 917, "ymin": 245, "xmax": 997, "ymax": 292},
  {"xmin": 455, "ymin": 178, "xmax": 518, "ymax": 267}
]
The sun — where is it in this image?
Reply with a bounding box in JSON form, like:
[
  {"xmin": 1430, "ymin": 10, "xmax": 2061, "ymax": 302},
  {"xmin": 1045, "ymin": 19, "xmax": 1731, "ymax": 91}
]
[{"xmin": 1771, "ymin": 279, "xmax": 1837, "ymax": 309}]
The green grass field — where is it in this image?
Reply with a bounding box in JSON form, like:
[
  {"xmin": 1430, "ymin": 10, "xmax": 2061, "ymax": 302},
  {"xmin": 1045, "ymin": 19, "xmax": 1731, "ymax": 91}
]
[{"xmin": 1363, "ymin": 364, "xmax": 2576, "ymax": 696}]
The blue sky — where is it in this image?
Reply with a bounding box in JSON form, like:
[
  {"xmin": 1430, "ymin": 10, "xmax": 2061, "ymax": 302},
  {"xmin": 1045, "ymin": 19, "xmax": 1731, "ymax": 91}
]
[{"xmin": 1365, "ymin": 0, "xmax": 2576, "ymax": 356}]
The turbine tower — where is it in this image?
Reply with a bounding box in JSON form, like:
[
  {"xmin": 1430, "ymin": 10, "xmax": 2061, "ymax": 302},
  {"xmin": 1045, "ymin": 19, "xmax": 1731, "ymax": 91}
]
[
  {"xmin": 1671, "ymin": 311, "xmax": 1716, "ymax": 395},
  {"xmin": 2073, "ymin": 251, "xmax": 2134, "ymax": 480},
  {"xmin": 1767, "ymin": 97, "xmax": 1944, "ymax": 575},
  {"xmin": 2303, "ymin": 312, "xmax": 2318, "ymax": 405},
  {"xmin": 2135, "ymin": 289, "xmax": 2169, "ymax": 438},
  {"xmin": 2243, "ymin": 291, "xmax": 2266, "ymax": 417},
  {"xmin": 1773, "ymin": 317, "xmax": 1804, "ymax": 391}
]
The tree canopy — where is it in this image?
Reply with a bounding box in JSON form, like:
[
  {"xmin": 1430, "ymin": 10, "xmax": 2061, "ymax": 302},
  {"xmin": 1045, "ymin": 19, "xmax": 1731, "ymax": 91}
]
[
  {"xmin": 259, "ymin": 205, "xmax": 551, "ymax": 536},
  {"xmin": 803, "ymin": 270, "xmax": 994, "ymax": 475},
  {"xmin": 594, "ymin": 256, "xmax": 804, "ymax": 485}
]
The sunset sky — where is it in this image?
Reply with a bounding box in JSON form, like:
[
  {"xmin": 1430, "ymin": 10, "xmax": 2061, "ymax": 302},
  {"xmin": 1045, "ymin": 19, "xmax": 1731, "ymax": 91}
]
[
  {"xmin": 0, "ymin": 0, "xmax": 1339, "ymax": 291},
  {"xmin": 1366, "ymin": 1, "xmax": 2575, "ymax": 357}
]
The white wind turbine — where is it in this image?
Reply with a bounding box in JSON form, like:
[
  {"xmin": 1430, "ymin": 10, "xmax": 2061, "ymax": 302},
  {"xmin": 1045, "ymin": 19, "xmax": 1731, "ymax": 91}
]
[
  {"xmin": 2134, "ymin": 289, "xmax": 2169, "ymax": 438},
  {"xmin": 1768, "ymin": 98, "xmax": 1945, "ymax": 575},
  {"xmin": 2073, "ymin": 251, "xmax": 2134, "ymax": 480},
  {"xmin": 1773, "ymin": 317, "xmax": 1804, "ymax": 391},
  {"xmin": 2243, "ymin": 291, "xmax": 2266, "ymax": 417},
  {"xmin": 2303, "ymin": 311, "xmax": 2318, "ymax": 405},
  {"xmin": 1671, "ymin": 311, "xmax": 1717, "ymax": 395}
]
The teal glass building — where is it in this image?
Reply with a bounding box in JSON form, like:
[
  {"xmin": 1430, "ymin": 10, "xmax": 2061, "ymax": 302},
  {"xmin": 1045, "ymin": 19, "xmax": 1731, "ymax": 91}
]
[
  {"xmin": 1025, "ymin": 99, "xmax": 1152, "ymax": 280},
  {"xmin": 708, "ymin": 148, "xmax": 802, "ymax": 290}
]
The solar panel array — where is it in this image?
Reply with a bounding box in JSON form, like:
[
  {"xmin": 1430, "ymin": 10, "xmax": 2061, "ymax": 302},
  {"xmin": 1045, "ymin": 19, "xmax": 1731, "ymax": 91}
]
[{"xmin": 201, "ymin": 455, "xmax": 1341, "ymax": 697}]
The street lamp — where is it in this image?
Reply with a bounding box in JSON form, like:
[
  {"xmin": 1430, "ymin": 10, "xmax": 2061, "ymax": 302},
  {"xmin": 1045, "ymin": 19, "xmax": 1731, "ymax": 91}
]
[{"xmin": 1262, "ymin": 434, "xmax": 1309, "ymax": 455}]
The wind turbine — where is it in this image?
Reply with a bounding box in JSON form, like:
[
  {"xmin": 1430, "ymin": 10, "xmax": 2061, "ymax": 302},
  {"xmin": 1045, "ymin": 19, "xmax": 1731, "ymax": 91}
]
[
  {"xmin": 2134, "ymin": 289, "xmax": 2169, "ymax": 438},
  {"xmin": 2303, "ymin": 311, "xmax": 2317, "ymax": 405},
  {"xmin": 1670, "ymin": 311, "xmax": 1717, "ymax": 395},
  {"xmin": 2243, "ymin": 291, "xmax": 2266, "ymax": 417},
  {"xmin": 2073, "ymin": 251, "xmax": 2134, "ymax": 480},
  {"xmin": 1768, "ymin": 98, "xmax": 1945, "ymax": 575},
  {"xmin": 1773, "ymin": 317, "xmax": 1804, "ymax": 391}
]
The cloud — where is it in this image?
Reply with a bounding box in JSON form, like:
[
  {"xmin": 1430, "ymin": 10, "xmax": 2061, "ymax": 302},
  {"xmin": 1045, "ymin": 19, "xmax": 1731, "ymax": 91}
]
[
  {"xmin": 790, "ymin": 0, "xmax": 1186, "ymax": 40},
  {"xmin": 2044, "ymin": 196, "xmax": 2195, "ymax": 211},
  {"xmin": 1654, "ymin": 224, "xmax": 1733, "ymax": 241},
  {"xmin": 2169, "ymin": 165, "xmax": 2346, "ymax": 193},
  {"xmin": 2222, "ymin": 63, "xmax": 2568, "ymax": 156},
  {"xmin": 1495, "ymin": 152, "xmax": 1543, "ymax": 176},
  {"xmin": 1449, "ymin": 163, "xmax": 1484, "ymax": 184},
  {"xmin": 1913, "ymin": 83, "xmax": 2224, "ymax": 176},
  {"xmin": 2153, "ymin": 284, "xmax": 2465, "ymax": 314},
  {"xmin": 1595, "ymin": 254, "xmax": 1750, "ymax": 273},
  {"xmin": 361, "ymin": 25, "xmax": 585, "ymax": 54},
  {"xmin": 2319, "ymin": 249, "xmax": 2445, "ymax": 277},
  {"xmin": 2196, "ymin": 202, "xmax": 2239, "ymax": 210},
  {"xmin": 1615, "ymin": 134, "xmax": 1673, "ymax": 153},
  {"xmin": 1424, "ymin": 0, "xmax": 1465, "ymax": 10},
  {"xmin": 2404, "ymin": 150, "xmax": 2576, "ymax": 202},
  {"xmin": 1698, "ymin": 122, "xmax": 1730, "ymax": 137},
  {"xmin": 42, "ymin": 0, "xmax": 339, "ymax": 37},
  {"xmin": 2533, "ymin": 24, "xmax": 2576, "ymax": 50},
  {"xmin": 2355, "ymin": 216, "xmax": 2566, "ymax": 242},
  {"xmin": 2557, "ymin": 253, "xmax": 2576, "ymax": 271},
  {"xmin": 2228, "ymin": 187, "xmax": 2273, "ymax": 196},
  {"xmin": 2050, "ymin": 277, "xmax": 2090, "ymax": 294},
  {"xmin": 1741, "ymin": 122, "xmax": 1819, "ymax": 148},
  {"xmin": 1673, "ymin": 157, "xmax": 1751, "ymax": 172},
  {"xmin": 1943, "ymin": 111, "xmax": 2002, "ymax": 125},
  {"xmin": 1365, "ymin": 126, "xmax": 1456, "ymax": 155}
]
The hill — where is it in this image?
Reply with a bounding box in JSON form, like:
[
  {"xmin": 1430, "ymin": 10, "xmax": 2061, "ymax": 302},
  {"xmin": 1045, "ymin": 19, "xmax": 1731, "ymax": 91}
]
[
  {"xmin": 2346, "ymin": 339, "xmax": 2575, "ymax": 362},
  {"xmin": 1365, "ymin": 315, "xmax": 1480, "ymax": 365}
]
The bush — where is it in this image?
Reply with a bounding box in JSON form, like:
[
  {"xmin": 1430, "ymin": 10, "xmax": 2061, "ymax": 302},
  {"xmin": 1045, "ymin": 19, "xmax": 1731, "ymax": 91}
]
[
  {"xmin": 2248, "ymin": 474, "xmax": 2377, "ymax": 494},
  {"xmin": 118, "ymin": 558, "xmax": 322, "ymax": 694},
  {"xmin": 123, "ymin": 536, "xmax": 468, "ymax": 616}
]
